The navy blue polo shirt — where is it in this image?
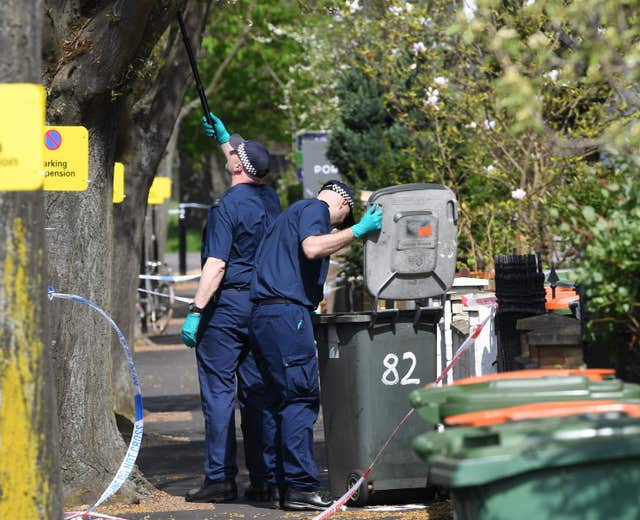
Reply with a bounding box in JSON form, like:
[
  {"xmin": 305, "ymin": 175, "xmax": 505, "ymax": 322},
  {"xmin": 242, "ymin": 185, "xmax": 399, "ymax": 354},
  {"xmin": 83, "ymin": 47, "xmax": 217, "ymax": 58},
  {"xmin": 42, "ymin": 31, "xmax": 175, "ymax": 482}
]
[
  {"xmin": 202, "ymin": 183, "xmax": 280, "ymax": 290},
  {"xmin": 250, "ymin": 198, "xmax": 331, "ymax": 309}
]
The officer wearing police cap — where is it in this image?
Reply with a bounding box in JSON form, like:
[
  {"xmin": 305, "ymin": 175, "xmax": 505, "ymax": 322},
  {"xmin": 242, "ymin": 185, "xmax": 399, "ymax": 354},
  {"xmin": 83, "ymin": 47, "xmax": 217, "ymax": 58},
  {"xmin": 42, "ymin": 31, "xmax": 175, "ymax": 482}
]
[
  {"xmin": 181, "ymin": 113, "xmax": 280, "ymax": 504},
  {"xmin": 248, "ymin": 180, "xmax": 382, "ymax": 510}
]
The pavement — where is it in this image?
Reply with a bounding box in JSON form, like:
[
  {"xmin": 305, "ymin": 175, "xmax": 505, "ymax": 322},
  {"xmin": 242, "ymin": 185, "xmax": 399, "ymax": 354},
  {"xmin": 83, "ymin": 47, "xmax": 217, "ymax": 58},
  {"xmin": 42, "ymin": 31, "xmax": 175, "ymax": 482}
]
[{"xmin": 92, "ymin": 280, "xmax": 451, "ymax": 520}]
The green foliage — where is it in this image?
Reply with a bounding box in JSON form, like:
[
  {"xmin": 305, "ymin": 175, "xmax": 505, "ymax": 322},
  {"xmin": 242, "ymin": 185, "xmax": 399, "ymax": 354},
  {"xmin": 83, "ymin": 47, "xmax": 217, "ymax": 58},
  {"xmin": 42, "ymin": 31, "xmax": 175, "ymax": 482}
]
[
  {"xmin": 327, "ymin": 69, "xmax": 413, "ymax": 188},
  {"xmin": 561, "ymin": 157, "xmax": 640, "ymax": 351},
  {"xmin": 166, "ymin": 210, "xmax": 203, "ymax": 253},
  {"xmin": 177, "ymin": 0, "xmax": 640, "ymax": 355},
  {"xmin": 180, "ymin": 0, "xmax": 348, "ymax": 201},
  {"xmin": 316, "ymin": 0, "xmax": 640, "ymax": 275}
]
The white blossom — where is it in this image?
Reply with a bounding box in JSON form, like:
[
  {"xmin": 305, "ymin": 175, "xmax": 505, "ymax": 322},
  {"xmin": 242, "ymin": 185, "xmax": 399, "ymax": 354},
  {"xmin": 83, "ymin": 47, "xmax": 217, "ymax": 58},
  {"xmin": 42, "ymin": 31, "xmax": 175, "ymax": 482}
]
[
  {"xmin": 267, "ymin": 23, "xmax": 285, "ymax": 36},
  {"xmin": 465, "ymin": 121, "xmax": 477, "ymax": 129},
  {"xmin": 434, "ymin": 76, "xmax": 448, "ymax": 86},
  {"xmin": 511, "ymin": 188, "xmax": 527, "ymax": 200},
  {"xmin": 485, "ymin": 164, "xmax": 496, "ymax": 173},
  {"xmin": 409, "ymin": 63, "xmax": 417, "ymax": 70},
  {"xmin": 524, "ymin": 0, "xmax": 536, "ymax": 6},
  {"xmin": 543, "ymin": 69, "xmax": 559, "ymax": 82},
  {"xmin": 463, "ymin": 0, "xmax": 477, "ymax": 21},
  {"xmin": 389, "ymin": 5, "xmax": 403, "ymax": 15},
  {"xmin": 412, "ymin": 41, "xmax": 427, "ymax": 55},
  {"xmin": 404, "ymin": 2, "xmax": 413, "ymax": 12},
  {"xmin": 483, "ymin": 118, "xmax": 496, "ymax": 130},
  {"xmin": 426, "ymin": 87, "xmax": 440, "ymax": 108},
  {"xmin": 346, "ymin": 0, "xmax": 362, "ymax": 14},
  {"xmin": 420, "ymin": 17, "xmax": 435, "ymax": 28}
]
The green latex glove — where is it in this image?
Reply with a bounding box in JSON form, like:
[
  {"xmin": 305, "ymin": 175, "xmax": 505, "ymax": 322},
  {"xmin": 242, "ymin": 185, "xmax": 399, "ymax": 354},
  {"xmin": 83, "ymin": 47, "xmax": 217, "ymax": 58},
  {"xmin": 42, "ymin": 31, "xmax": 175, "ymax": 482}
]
[
  {"xmin": 352, "ymin": 203, "xmax": 383, "ymax": 238},
  {"xmin": 202, "ymin": 112, "xmax": 230, "ymax": 144},
  {"xmin": 181, "ymin": 312, "xmax": 201, "ymax": 348}
]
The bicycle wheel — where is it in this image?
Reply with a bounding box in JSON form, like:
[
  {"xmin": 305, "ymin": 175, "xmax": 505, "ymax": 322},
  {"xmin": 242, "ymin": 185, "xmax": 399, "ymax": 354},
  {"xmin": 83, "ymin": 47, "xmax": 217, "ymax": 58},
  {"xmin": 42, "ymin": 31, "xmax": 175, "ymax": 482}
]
[{"xmin": 148, "ymin": 282, "xmax": 174, "ymax": 334}]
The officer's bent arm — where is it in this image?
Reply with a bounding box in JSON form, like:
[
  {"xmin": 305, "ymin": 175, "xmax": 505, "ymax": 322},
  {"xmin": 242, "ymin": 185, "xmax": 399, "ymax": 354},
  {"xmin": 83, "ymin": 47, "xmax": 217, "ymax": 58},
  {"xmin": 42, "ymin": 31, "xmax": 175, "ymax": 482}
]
[
  {"xmin": 302, "ymin": 228, "xmax": 356, "ymax": 260},
  {"xmin": 193, "ymin": 257, "xmax": 226, "ymax": 308},
  {"xmin": 220, "ymin": 141, "xmax": 234, "ymax": 162}
]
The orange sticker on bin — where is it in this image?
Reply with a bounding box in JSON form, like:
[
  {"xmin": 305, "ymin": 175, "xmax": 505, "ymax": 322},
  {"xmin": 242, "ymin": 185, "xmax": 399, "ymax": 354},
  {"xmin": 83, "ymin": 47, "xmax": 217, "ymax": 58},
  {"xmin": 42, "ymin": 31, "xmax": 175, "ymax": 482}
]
[
  {"xmin": 454, "ymin": 368, "xmax": 615, "ymax": 386},
  {"xmin": 445, "ymin": 400, "xmax": 640, "ymax": 427},
  {"xmin": 418, "ymin": 225, "xmax": 432, "ymax": 237}
]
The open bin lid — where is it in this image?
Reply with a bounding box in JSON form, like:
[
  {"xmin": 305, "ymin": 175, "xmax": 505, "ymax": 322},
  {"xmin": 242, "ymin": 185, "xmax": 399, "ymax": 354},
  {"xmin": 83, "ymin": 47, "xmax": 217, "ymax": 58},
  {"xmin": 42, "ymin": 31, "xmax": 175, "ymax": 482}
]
[
  {"xmin": 409, "ymin": 375, "xmax": 640, "ymax": 424},
  {"xmin": 454, "ymin": 368, "xmax": 615, "ymax": 386},
  {"xmin": 364, "ymin": 184, "xmax": 458, "ymax": 300},
  {"xmin": 445, "ymin": 399, "xmax": 640, "ymax": 427}
]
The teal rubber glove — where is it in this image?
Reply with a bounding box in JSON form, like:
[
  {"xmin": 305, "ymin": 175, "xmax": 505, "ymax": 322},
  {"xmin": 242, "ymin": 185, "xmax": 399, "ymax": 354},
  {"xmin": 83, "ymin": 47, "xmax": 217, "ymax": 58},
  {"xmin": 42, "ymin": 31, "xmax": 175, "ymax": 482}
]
[
  {"xmin": 181, "ymin": 312, "xmax": 201, "ymax": 348},
  {"xmin": 351, "ymin": 204, "xmax": 383, "ymax": 238},
  {"xmin": 202, "ymin": 112, "xmax": 230, "ymax": 144}
]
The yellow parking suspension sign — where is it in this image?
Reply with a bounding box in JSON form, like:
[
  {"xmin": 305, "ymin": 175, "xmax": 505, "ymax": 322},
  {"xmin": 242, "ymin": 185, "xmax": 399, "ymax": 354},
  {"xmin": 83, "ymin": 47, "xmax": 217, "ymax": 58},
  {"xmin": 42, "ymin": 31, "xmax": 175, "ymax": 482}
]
[
  {"xmin": 148, "ymin": 177, "xmax": 171, "ymax": 205},
  {"xmin": 113, "ymin": 162, "xmax": 125, "ymax": 203},
  {"xmin": 43, "ymin": 126, "xmax": 89, "ymax": 191},
  {"xmin": 0, "ymin": 84, "xmax": 45, "ymax": 190}
]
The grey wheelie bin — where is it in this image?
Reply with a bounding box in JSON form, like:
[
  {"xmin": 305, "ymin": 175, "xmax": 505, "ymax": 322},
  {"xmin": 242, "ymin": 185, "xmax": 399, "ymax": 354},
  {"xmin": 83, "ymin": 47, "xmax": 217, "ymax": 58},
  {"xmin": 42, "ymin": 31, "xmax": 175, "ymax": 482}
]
[
  {"xmin": 315, "ymin": 308, "xmax": 441, "ymax": 505},
  {"xmin": 314, "ymin": 183, "xmax": 459, "ymax": 505}
]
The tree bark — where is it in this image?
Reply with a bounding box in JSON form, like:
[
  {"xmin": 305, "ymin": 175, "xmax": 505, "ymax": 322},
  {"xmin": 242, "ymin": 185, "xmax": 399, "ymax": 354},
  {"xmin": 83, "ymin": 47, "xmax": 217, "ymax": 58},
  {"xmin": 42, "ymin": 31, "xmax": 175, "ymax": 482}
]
[
  {"xmin": 42, "ymin": 0, "xmax": 183, "ymax": 503},
  {"xmin": 110, "ymin": 0, "xmax": 212, "ymax": 422},
  {"xmin": 0, "ymin": 0, "xmax": 62, "ymax": 518}
]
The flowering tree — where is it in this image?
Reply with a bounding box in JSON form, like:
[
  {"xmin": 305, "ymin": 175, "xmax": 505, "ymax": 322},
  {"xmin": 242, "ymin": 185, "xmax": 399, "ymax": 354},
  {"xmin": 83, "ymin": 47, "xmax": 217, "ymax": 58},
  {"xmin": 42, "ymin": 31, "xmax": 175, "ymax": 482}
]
[{"xmin": 322, "ymin": 0, "xmax": 637, "ymax": 272}]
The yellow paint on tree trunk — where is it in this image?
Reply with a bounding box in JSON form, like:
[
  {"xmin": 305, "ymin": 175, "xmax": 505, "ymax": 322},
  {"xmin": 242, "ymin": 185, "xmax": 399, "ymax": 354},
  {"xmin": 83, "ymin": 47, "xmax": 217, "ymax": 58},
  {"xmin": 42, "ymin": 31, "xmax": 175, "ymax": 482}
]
[{"xmin": 0, "ymin": 217, "xmax": 48, "ymax": 518}]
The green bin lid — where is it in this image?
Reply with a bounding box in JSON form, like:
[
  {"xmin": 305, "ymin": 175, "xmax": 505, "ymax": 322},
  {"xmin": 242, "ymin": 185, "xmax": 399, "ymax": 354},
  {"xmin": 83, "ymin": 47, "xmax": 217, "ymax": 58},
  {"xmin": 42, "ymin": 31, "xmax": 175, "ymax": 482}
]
[
  {"xmin": 413, "ymin": 413, "xmax": 640, "ymax": 487},
  {"xmin": 410, "ymin": 376, "xmax": 640, "ymax": 424}
]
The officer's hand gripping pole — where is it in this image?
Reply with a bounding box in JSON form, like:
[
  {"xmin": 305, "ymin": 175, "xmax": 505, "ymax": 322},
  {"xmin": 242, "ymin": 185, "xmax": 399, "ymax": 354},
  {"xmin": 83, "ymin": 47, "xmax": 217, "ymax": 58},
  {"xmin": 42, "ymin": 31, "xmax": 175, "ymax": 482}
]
[{"xmin": 177, "ymin": 6, "xmax": 214, "ymax": 127}]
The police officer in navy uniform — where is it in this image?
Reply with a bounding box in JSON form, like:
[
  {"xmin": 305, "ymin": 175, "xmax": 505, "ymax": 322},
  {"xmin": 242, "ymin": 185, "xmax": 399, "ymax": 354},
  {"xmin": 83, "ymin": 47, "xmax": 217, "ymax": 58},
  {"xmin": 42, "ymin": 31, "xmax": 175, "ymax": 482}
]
[
  {"xmin": 249, "ymin": 180, "xmax": 383, "ymax": 510},
  {"xmin": 181, "ymin": 113, "xmax": 280, "ymax": 503}
]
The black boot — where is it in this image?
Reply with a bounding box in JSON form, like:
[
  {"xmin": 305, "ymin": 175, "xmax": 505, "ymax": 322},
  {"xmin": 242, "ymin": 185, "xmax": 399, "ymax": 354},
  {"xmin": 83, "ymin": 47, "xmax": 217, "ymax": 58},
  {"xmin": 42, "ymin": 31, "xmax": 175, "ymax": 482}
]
[
  {"xmin": 185, "ymin": 478, "xmax": 237, "ymax": 503},
  {"xmin": 245, "ymin": 482, "xmax": 282, "ymax": 509},
  {"xmin": 282, "ymin": 488, "xmax": 333, "ymax": 511}
]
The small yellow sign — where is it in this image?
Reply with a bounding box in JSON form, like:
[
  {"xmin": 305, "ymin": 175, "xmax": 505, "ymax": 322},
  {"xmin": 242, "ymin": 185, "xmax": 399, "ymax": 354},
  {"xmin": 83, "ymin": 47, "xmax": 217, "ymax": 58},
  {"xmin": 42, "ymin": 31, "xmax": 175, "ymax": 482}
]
[
  {"xmin": 43, "ymin": 126, "xmax": 89, "ymax": 191},
  {"xmin": 0, "ymin": 84, "xmax": 45, "ymax": 190},
  {"xmin": 148, "ymin": 177, "xmax": 171, "ymax": 205},
  {"xmin": 113, "ymin": 162, "xmax": 125, "ymax": 203}
]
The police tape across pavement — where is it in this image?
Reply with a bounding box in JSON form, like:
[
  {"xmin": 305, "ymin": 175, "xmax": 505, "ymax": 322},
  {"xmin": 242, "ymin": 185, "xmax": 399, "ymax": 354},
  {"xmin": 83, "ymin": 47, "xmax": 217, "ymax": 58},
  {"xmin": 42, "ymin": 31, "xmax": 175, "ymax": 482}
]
[
  {"xmin": 48, "ymin": 287, "xmax": 143, "ymax": 520},
  {"xmin": 47, "ymin": 284, "xmax": 496, "ymax": 519}
]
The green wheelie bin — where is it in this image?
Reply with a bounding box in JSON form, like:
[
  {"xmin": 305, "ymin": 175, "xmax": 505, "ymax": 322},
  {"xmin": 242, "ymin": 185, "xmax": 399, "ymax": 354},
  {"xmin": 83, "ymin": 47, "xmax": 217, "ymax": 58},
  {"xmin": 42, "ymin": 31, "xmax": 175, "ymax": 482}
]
[
  {"xmin": 413, "ymin": 403, "xmax": 640, "ymax": 520},
  {"xmin": 409, "ymin": 371, "xmax": 640, "ymax": 424}
]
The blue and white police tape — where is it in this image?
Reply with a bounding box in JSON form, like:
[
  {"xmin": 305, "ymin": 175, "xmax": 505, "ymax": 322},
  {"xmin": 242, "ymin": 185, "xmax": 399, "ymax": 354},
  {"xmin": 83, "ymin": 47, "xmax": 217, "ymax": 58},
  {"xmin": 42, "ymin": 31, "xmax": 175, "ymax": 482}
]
[
  {"xmin": 138, "ymin": 273, "xmax": 200, "ymax": 283},
  {"xmin": 312, "ymin": 304, "xmax": 497, "ymax": 520},
  {"xmin": 48, "ymin": 287, "xmax": 144, "ymax": 519},
  {"xmin": 65, "ymin": 511, "xmax": 127, "ymax": 520},
  {"xmin": 137, "ymin": 287, "xmax": 192, "ymax": 304}
]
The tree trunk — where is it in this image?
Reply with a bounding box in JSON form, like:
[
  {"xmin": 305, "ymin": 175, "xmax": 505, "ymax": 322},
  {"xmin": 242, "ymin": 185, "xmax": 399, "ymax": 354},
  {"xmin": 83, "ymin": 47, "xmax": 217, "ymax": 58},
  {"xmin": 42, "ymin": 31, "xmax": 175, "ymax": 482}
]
[
  {"xmin": 110, "ymin": 0, "xmax": 212, "ymax": 422},
  {"xmin": 0, "ymin": 0, "xmax": 62, "ymax": 517},
  {"xmin": 42, "ymin": 0, "xmax": 183, "ymax": 503}
]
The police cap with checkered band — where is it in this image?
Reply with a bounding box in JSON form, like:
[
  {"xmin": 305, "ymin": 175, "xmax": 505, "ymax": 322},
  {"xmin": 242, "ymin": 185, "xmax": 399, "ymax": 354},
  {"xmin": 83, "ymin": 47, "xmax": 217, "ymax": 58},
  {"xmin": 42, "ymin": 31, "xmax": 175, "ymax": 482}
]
[
  {"xmin": 319, "ymin": 179, "xmax": 356, "ymax": 229},
  {"xmin": 229, "ymin": 134, "xmax": 270, "ymax": 180}
]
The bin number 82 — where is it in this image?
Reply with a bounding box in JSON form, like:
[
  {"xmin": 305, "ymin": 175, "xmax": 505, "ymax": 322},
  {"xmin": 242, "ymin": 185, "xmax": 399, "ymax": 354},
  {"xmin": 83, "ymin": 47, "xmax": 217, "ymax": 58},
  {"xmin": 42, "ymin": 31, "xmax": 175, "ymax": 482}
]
[{"xmin": 381, "ymin": 352, "xmax": 420, "ymax": 386}]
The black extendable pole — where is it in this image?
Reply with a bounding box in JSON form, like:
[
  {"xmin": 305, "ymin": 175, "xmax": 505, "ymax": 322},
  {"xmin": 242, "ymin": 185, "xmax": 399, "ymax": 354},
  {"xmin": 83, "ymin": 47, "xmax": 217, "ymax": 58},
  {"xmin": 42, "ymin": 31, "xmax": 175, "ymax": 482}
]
[
  {"xmin": 177, "ymin": 7, "xmax": 213, "ymax": 126},
  {"xmin": 179, "ymin": 208, "xmax": 187, "ymax": 275},
  {"xmin": 151, "ymin": 205, "xmax": 159, "ymax": 265}
]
